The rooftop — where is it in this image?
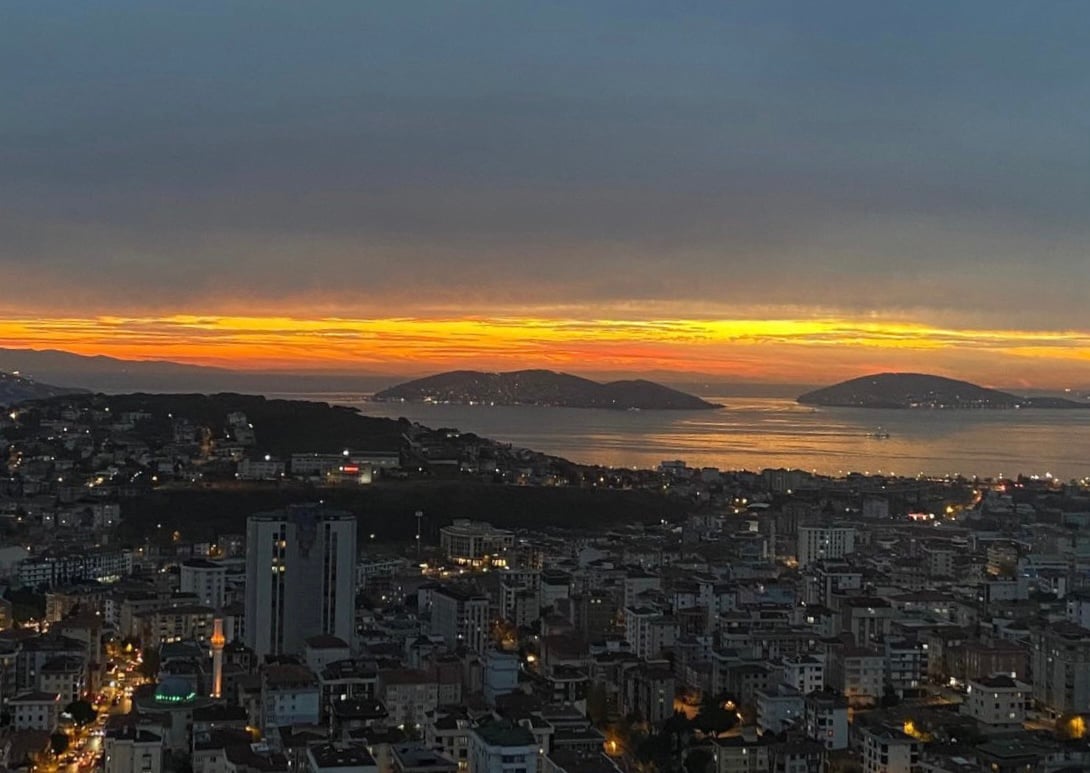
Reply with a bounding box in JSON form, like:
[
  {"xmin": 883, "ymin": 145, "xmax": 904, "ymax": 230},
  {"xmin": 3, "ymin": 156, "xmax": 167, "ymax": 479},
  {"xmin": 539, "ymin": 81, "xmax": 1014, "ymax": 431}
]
[
  {"xmin": 546, "ymin": 751, "xmax": 622, "ymax": 773},
  {"xmin": 10, "ymin": 691, "xmax": 60, "ymax": 704},
  {"xmin": 973, "ymin": 674, "xmax": 1022, "ymax": 689},
  {"xmin": 224, "ymin": 743, "xmax": 290, "ymax": 772},
  {"xmin": 473, "ymin": 720, "xmax": 538, "ymax": 748},
  {"xmin": 330, "ymin": 698, "xmax": 388, "ymax": 720},
  {"xmin": 264, "ymin": 664, "xmax": 318, "ymax": 688},
  {"xmin": 182, "ymin": 559, "xmax": 223, "ymax": 570},
  {"xmin": 306, "ymin": 634, "xmax": 351, "ymax": 650},
  {"xmin": 308, "ymin": 742, "xmax": 377, "ymax": 770},
  {"xmin": 392, "ymin": 743, "xmax": 459, "ymax": 771}
]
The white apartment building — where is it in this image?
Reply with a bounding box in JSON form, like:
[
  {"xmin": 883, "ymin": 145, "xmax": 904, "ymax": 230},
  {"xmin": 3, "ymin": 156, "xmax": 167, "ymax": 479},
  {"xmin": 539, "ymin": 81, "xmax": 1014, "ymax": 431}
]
[
  {"xmin": 468, "ymin": 722, "xmax": 539, "ymax": 773},
  {"xmin": 260, "ymin": 664, "xmax": 320, "ymax": 731},
  {"xmin": 755, "ymin": 685, "xmax": 803, "ymax": 735},
  {"xmin": 623, "ymin": 570, "xmax": 661, "ymax": 609},
  {"xmin": 1031, "ymin": 621, "xmax": 1090, "ymax": 716},
  {"xmin": 837, "ymin": 648, "xmax": 883, "ymax": 708},
  {"xmin": 430, "ymin": 586, "xmax": 489, "ymax": 654},
  {"xmin": 963, "ymin": 674, "xmax": 1029, "ymax": 728},
  {"xmin": 38, "ymin": 656, "xmax": 84, "ymax": 705},
  {"xmin": 380, "ymin": 670, "xmax": 440, "ymax": 729},
  {"xmin": 105, "ymin": 726, "xmax": 164, "ymax": 773},
  {"xmin": 624, "ymin": 607, "xmax": 677, "ymax": 660},
  {"xmin": 180, "ymin": 559, "xmax": 227, "ymax": 609},
  {"xmin": 797, "ymin": 526, "xmax": 855, "ymax": 568},
  {"xmin": 804, "ymin": 690, "xmax": 848, "ymax": 750},
  {"xmin": 884, "ymin": 639, "xmax": 927, "ymax": 696},
  {"xmin": 9, "ymin": 691, "xmax": 60, "ymax": 731},
  {"xmin": 859, "ymin": 727, "xmax": 919, "ymax": 773},
  {"xmin": 782, "ymin": 656, "xmax": 824, "ymax": 696}
]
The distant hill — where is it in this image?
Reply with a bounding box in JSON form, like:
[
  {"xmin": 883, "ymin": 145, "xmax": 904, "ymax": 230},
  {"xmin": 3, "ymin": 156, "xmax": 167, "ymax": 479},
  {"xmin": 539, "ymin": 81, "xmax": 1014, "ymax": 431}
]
[
  {"xmin": 30, "ymin": 392, "xmax": 408, "ymax": 455},
  {"xmin": 0, "ymin": 371, "xmax": 86, "ymax": 406},
  {"xmin": 798, "ymin": 372, "xmax": 1090, "ymax": 409},
  {"xmin": 374, "ymin": 369, "xmax": 721, "ymax": 410},
  {"xmin": 0, "ymin": 347, "xmax": 399, "ymax": 394}
]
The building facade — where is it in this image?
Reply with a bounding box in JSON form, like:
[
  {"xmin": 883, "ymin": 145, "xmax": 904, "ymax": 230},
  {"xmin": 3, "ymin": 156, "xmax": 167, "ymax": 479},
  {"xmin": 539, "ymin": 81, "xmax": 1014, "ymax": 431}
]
[
  {"xmin": 180, "ymin": 560, "xmax": 227, "ymax": 609},
  {"xmin": 244, "ymin": 506, "xmax": 357, "ymax": 658},
  {"xmin": 797, "ymin": 527, "xmax": 855, "ymax": 568}
]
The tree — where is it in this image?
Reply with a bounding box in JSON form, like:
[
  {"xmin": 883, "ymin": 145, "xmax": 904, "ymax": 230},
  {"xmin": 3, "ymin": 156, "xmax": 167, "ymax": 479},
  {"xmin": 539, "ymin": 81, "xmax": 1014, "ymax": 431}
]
[
  {"xmin": 65, "ymin": 700, "xmax": 97, "ymax": 726},
  {"xmin": 51, "ymin": 733, "xmax": 69, "ymax": 756},
  {"xmin": 880, "ymin": 685, "xmax": 901, "ymax": 708},
  {"xmin": 3, "ymin": 588, "xmax": 46, "ymax": 623},
  {"xmin": 693, "ymin": 695, "xmax": 738, "ymax": 735},
  {"xmin": 684, "ymin": 748, "xmax": 715, "ymax": 773},
  {"xmin": 661, "ymin": 711, "xmax": 693, "ymax": 753},
  {"xmin": 138, "ymin": 649, "xmax": 161, "ymax": 681}
]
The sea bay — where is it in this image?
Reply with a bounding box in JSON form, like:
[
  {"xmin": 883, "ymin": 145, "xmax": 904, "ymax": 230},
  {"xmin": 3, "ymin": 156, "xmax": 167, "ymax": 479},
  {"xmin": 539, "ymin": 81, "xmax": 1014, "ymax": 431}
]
[{"xmin": 266, "ymin": 394, "xmax": 1090, "ymax": 481}]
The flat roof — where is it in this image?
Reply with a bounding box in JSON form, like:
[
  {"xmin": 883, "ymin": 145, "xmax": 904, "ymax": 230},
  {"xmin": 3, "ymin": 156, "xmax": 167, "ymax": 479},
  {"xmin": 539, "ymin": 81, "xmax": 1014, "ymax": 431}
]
[{"xmin": 308, "ymin": 743, "xmax": 377, "ymax": 769}]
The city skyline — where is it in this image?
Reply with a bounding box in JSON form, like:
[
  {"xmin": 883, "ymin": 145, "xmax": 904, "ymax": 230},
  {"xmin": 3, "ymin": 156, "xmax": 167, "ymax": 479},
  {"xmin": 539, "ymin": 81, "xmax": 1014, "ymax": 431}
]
[{"xmin": 3, "ymin": 3, "xmax": 1089, "ymax": 386}]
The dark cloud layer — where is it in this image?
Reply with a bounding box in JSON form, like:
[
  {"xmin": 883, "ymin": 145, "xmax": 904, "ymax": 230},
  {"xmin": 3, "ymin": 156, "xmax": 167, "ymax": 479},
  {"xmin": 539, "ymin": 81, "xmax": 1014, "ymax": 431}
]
[{"xmin": 2, "ymin": 1, "xmax": 1089, "ymax": 324}]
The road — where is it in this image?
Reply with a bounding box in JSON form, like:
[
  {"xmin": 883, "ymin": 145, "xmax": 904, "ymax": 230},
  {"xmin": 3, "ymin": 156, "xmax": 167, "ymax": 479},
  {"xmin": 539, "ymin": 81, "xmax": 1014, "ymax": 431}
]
[{"xmin": 52, "ymin": 642, "xmax": 145, "ymax": 772}]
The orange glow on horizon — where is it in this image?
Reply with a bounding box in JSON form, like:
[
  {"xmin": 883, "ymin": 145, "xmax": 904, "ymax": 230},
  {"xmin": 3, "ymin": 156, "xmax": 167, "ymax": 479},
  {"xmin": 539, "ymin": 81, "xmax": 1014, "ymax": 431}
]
[{"xmin": 1, "ymin": 314, "xmax": 1089, "ymax": 386}]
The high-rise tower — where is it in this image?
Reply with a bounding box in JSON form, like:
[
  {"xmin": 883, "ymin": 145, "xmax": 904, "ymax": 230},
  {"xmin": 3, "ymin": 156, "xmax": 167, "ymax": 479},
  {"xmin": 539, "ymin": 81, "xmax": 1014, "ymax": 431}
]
[{"xmin": 244, "ymin": 505, "xmax": 357, "ymax": 658}]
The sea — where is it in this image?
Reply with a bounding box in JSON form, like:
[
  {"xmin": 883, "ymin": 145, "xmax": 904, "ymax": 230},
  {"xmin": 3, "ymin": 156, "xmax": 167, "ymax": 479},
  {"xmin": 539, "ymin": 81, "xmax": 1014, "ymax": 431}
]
[{"xmin": 265, "ymin": 393, "xmax": 1090, "ymax": 481}]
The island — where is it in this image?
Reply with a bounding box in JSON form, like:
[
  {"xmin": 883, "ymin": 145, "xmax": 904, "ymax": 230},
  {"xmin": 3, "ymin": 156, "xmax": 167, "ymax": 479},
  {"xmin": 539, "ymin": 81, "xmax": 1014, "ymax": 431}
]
[
  {"xmin": 372, "ymin": 369, "xmax": 721, "ymax": 410},
  {"xmin": 797, "ymin": 372, "xmax": 1090, "ymax": 409}
]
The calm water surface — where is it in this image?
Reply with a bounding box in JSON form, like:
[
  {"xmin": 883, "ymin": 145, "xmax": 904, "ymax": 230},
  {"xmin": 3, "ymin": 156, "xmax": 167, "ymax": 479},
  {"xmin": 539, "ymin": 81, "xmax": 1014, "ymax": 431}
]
[{"xmin": 267, "ymin": 394, "xmax": 1090, "ymax": 480}]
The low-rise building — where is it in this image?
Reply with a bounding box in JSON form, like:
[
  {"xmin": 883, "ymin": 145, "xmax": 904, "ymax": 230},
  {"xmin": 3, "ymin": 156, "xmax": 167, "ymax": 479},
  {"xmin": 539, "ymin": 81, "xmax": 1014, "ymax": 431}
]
[
  {"xmin": 963, "ymin": 674, "xmax": 1029, "ymax": 729},
  {"xmin": 755, "ymin": 684, "xmax": 804, "ymax": 736},
  {"xmin": 9, "ymin": 691, "xmax": 60, "ymax": 732},
  {"xmin": 468, "ymin": 721, "xmax": 539, "ymax": 773},
  {"xmin": 804, "ymin": 690, "xmax": 848, "ymax": 751},
  {"xmin": 179, "ymin": 560, "xmax": 227, "ymax": 609},
  {"xmin": 621, "ymin": 663, "xmax": 674, "ymax": 728},
  {"xmin": 859, "ymin": 726, "xmax": 920, "ymax": 773},
  {"xmin": 38, "ymin": 655, "xmax": 84, "ymax": 705},
  {"xmin": 307, "ymin": 743, "xmax": 379, "ymax": 773},
  {"xmin": 782, "ymin": 656, "xmax": 824, "ymax": 696},
  {"xmin": 105, "ymin": 725, "xmax": 164, "ymax": 773},
  {"xmin": 260, "ymin": 665, "xmax": 320, "ymax": 731},
  {"xmin": 380, "ymin": 669, "xmax": 439, "ymax": 730},
  {"xmin": 392, "ymin": 743, "xmax": 459, "ymax": 773}
]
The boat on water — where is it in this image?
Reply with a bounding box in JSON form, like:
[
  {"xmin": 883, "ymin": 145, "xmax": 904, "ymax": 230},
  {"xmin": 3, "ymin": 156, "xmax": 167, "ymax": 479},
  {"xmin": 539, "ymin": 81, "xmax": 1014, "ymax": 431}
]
[{"xmin": 870, "ymin": 427, "xmax": 891, "ymax": 439}]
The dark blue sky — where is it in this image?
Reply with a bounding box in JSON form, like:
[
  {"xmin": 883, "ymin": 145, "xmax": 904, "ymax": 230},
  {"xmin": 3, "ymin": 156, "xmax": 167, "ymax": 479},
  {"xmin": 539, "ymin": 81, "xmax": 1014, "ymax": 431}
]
[{"xmin": 2, "ymin": 1, "xmax": 1089, "ymax": 328}]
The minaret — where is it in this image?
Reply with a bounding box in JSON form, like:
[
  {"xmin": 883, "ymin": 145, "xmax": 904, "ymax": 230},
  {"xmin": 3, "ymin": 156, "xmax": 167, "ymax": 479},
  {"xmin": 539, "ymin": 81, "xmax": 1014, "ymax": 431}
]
[{"xmin": 210, "ymin": 617, "xmax": 225, "ymax": 698}]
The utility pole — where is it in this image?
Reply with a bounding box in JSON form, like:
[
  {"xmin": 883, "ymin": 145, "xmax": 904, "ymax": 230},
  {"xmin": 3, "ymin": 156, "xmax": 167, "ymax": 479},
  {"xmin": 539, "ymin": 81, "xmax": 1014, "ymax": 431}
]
[{"xmin": 415, "ymin": 510, "xmax": 424, "ymax": 562}]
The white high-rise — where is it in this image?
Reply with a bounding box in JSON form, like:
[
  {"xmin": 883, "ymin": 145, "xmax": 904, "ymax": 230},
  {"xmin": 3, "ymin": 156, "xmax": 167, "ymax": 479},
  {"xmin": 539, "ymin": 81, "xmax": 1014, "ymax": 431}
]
[
  {"xmin": 797, "ymin": 525, "xmax": 856, "ymax": 567},
  {"xmin": 180, "ymin": 559, "xmax": 227, "ymax": 609},
  {"xmin": 245, "ymin": 505, "xmax": 357, "ymax": 658}
]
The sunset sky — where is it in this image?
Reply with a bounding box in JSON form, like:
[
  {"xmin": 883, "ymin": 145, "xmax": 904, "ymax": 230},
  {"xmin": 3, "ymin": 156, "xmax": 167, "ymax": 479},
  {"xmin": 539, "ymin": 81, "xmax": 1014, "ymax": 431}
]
[{"xmin": 3, "ymin": 2, "xmax": 1089, "ymax": 387}]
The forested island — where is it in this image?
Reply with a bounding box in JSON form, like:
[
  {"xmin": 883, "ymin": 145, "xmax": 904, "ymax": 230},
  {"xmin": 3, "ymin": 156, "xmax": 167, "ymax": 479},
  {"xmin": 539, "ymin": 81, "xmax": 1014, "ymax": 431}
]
[
  {"xmin": 373, "ymin": 369, "xmax": 720, "ymax": 410},
  {"xmin": 798, "ymin": 372, "xmax": 1089, "ymax": 409}
]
